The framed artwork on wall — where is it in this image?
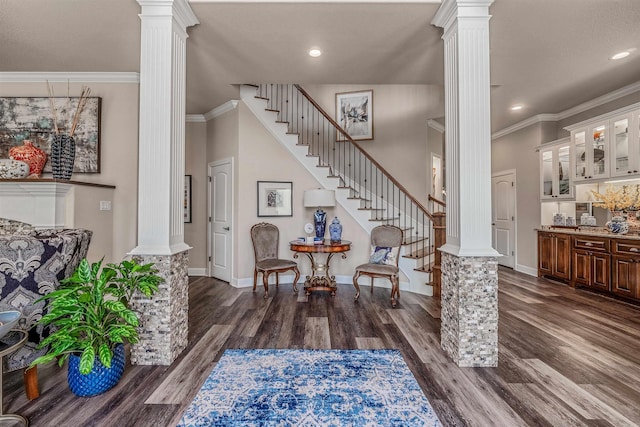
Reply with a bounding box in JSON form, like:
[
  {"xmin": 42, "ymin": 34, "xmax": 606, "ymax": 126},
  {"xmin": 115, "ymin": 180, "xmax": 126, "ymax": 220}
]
[
  {"xmin": 184, "ymin": 175, "xmax": 192, "ymax": 223},
  {"xmin": 335, "ymin": 90, "xmax": 373, "ymax": 141},
  {"xmin": 257, "ymin": 181, "xmax": 293, "ymax": 217},
  {"xmin": 0, "ymin": 97, "xmax": 102, "ymax": 173}
]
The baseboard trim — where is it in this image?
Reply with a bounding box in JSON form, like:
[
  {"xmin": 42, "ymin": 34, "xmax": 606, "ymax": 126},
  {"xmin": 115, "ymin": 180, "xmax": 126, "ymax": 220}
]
[
  {"xmin": 515, "ymin": 264, "xmax": 537, "ymax": 277},
  {"xmin": 188, "ymin": 268, "xmax": 207, "ymax": 277}
]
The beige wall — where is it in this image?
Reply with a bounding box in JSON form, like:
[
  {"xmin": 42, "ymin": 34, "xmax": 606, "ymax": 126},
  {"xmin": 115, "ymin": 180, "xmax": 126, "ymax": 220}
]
[
  {"xmin": 185, "ymin": 121, "xmax": 208, "ymax": 269},
  {"xmin": 0, "ymin": 81, "xmax": 140, "ymax": 263},
  {"xmin": 492, "ymin": 123, "xmax": 543, "ymax": 272},
  {"xmin": 303, "ymin": 84, "xmax": 444, "ymax": 206},
  {"xmin": 235, "ymin": 102, "xmax": 371, "ymax": 283}
]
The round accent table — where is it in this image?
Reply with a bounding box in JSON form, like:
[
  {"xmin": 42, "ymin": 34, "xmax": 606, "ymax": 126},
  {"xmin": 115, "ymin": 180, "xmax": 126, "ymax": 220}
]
[
  {"xmin": 290, "ymin": 240, "xmax": 351, "ymax": 296},
  {"xmin": 0, "ymin": 330, "xmax": 29, "ymax": 426}
]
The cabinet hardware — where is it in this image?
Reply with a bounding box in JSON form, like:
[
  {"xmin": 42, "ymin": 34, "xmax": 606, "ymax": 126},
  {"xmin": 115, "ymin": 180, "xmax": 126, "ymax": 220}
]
[
  {"xmin": 585, "ymin": 242, "xmax": 593, "ymax": 246},
  {"xmin": 630, "ymin": 248, "xmax": 639, "ymax": 252},
  {"xmin": 223, "ymin": 226, "xmax": 230, "ymax": 231}
]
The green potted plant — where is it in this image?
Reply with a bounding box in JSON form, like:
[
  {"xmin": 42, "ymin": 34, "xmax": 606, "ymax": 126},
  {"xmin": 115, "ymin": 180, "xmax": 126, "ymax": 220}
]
[{"xmin": 31, "ymin": 257, "xmax": 162, "ymax": 397}]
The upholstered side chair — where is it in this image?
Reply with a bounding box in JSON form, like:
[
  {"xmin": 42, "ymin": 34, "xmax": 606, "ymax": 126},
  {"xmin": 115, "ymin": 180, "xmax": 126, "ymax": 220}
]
[
  {"xmin": 250, "ymin": 223, "xmax": 300, "ymax": 298},
  {"xmin": 353, "ymin": 224, "xmax": 403, "ymax": 308}
]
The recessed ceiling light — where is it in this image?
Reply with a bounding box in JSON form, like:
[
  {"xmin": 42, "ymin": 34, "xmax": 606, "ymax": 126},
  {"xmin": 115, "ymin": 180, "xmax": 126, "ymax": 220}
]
[
  {"xmin": 611, "ymin": 51, "xmax": 631, "ymax": 60},
  {"xmin": 309, "ymin": 49, "xmax": 322, "ymax": 58},
  {"xmin": 510, "ymin": 105, "xmax": 523, "ymax": 111}
]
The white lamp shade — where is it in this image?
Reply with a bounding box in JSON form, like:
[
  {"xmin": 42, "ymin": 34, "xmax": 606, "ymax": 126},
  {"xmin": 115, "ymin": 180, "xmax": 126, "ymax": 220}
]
[{"xmin": 303, "ymin": 189, "xmax": 335, "ymax": 207}]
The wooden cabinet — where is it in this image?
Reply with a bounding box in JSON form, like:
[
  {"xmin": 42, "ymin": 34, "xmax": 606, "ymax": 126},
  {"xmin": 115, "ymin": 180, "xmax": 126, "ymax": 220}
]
[
  {"xmin": 539, "ymin": 138, "xmax": 573, "ymax": 200},
  {"xmin": 538, "ymin": 231, "xmax": 571, "ymax": 281},
  {"xmin": 611, "ymin": 239, "xmax": 640, "ymax": 299},
  {"xmin": 571, "ymin": 235, "xmax": 610, "ymax": 291},
  {"xmin": 538, "ymin": 230, "xmax": 640, "ymax": 302}
]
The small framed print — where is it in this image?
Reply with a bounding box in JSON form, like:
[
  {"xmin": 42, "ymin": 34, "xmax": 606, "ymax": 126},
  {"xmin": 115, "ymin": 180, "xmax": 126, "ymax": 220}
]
[
  {"xmin": 184, "ymin": 175, "xmax": 192, "ymax": 223},
  {"xmin": 257, "ymin": 181, "xmax": 293, "ymax": 217},
  {"xmin": 336, "ymin": 89, "xmax": 373, "ymax": 140}
]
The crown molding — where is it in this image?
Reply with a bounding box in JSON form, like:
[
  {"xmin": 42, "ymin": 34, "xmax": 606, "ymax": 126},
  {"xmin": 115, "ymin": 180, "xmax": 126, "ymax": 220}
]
[
  {"xmin": 203, "ymin": 100, "xmax": 239, "ymax": 121},
  {"xmin": 556, "ymin": 80, "xmax": 640, "ymax": 121},
  {"xmin": 185, "ymin": 114, "xmax": 206, "ymax": 122},
  {"xmin": 427, "ymin": 119, "xmax": 445, "ymax": 133},
  {"xmin": 492, "ymin": 114, "xmax": 558, "ymax": 140},
  {"xmin": 0, "ymin": 72, "xmax": 140, "ymax": 83},
  {"xmin": 492, "ymin": 79, "xmax": 640, "ymax": 140}
]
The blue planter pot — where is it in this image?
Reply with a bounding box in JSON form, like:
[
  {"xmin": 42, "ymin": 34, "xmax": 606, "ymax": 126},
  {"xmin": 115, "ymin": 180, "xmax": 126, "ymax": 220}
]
[{"xmin": 68, "ymin": 344, "xmax": 126, "ymax": 397}]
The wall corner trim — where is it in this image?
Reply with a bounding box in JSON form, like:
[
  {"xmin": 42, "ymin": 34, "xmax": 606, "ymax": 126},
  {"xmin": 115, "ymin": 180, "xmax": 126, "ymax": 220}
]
[
  {"xmin": 186, "ymin": 114, "xmax": 206, "ymax": 122},
  {"xmin": 427, "ymin": 119, "xmax": 445, "ymax": 133}
]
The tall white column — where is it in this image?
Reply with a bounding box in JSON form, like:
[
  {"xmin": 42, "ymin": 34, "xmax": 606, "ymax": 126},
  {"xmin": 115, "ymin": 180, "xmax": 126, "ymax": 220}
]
[
  {"xmin": 130, "ymin": 0, "xmax": 198, "ymax": 366},
  {"xmin": 432, "ymin": 0, "xmax": 500, "ymax": 367}
]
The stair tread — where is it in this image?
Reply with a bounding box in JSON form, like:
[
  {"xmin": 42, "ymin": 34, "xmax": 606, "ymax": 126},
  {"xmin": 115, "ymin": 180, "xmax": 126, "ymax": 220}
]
[
  {"xmin": 402, "ymin": 236, "xmax": 428, "ymax": 245},
  {"xmin": 357, "ymin": 207, "xmax": 385, "ymax": 211},
  {"xmin": 347, "ymin": 197, "xmax": 371, "ymax": 202},
  {"xmin": 246, "ymin": 84, "xmax": 259, "ymax": 88},
  {"xmin": 276, "ymin": 120, "xmax": 289, "ymax": 124},
  {"xmin": 265, "ymin": 108, "xmax": 279, "ymax": 113},
  {"xmin": 403, "ymin": 246, "xmax": 435, "ymax": 259},
  {"xmin": 413, "ymin": 263, "xmax": 434, "ymax": 274},
  {"xmin": 255, "ymin": 96, "xmax": 269, "ymax": 100},
  {"xmin": 369, "ymin": 217, "xmax": 400, "ymax": 222}
]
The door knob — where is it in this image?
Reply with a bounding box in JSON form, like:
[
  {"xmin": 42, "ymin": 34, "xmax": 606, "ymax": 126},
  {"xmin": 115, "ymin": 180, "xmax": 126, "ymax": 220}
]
[{"xmin": 223, "ymin": 226, "xmax": 230, "ymax": 231}]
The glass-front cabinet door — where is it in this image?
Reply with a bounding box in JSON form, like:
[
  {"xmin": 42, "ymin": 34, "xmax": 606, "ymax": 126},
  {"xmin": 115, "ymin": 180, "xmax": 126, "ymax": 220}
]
[
  {"xmin": 571, "ymin": 124, "xmax": 609, "ymax": 181},
  {"xmin": 609, "ymin": 114, "xmax": 633, "ymax": 177},
  {"xmin": 573, "ymin": 130, "xmax": 587, "ymax": 180},
  {"xmin": 589, "ymin": 123, "xmax": 608, "ymax": 179},
  {"xmin": 540, "ymin": 140, "xmax": 573, "ymax": 200}
]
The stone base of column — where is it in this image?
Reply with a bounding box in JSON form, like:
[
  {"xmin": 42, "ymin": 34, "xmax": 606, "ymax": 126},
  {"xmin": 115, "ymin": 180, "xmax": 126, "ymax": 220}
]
[
  {"xmin": 440, "ymin": 251, "xmax": 498, "ymax": 367},
  {"xmin": 129, "ymin": 250, "xmax": 189, "ymax": 365}
]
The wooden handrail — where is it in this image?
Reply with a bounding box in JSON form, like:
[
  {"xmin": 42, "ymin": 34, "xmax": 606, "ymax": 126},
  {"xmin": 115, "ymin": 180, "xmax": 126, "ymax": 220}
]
[
  {"xmin": 428, "ymin": 194, "xmax": 446, "ymax": 208},
  {"xmin": 294, "ymin": 84, "xmax": 433, "ymax": 221}
]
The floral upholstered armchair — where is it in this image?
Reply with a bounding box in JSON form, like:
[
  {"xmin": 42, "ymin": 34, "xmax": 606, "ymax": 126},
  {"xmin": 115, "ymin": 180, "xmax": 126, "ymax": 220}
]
[{"xmin": 0, "ymin": 218, "xmax": 92, "ymax": 399}]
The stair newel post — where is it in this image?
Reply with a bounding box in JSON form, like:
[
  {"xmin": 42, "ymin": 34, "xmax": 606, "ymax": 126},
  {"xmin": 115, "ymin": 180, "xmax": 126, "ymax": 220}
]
[{"xmin": 432, "ymin": 211, "xmax": 446, "ymax": 298}]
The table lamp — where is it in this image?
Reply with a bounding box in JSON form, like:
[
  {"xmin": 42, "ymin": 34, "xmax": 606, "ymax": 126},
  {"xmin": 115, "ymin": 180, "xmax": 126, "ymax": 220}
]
[{"xmin": 303, "ymin": 189, "xmax": 336, "ymax": 240}]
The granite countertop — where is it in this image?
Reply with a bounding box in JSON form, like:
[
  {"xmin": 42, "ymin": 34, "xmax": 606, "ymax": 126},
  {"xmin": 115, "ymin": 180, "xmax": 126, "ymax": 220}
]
[{"xmin": 537, "ymin": 225, "xmax": 640, "ymax": 241}]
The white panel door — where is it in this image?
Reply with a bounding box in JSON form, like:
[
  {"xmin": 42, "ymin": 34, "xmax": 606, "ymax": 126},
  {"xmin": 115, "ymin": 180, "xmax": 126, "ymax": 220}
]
[
  {"xmin": 492, "ymin": 172, "xmax": 515, "ymax": 268},
  {"xmin": 209, "ymin": 160, "xmax": 233, "ymax": 282}
]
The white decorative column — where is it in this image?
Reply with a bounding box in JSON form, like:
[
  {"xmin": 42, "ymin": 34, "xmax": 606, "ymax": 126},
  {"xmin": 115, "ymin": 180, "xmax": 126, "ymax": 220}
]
[
  {"xmin": 432, "ymin": 0, "xmax": 500, "ymax": 367},
  {"xmin": 130, "ymin": 0, "xmax": 198, "ymax": 365}
]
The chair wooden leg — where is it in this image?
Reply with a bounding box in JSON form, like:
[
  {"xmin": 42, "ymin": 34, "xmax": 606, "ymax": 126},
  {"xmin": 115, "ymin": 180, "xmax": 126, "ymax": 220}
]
[
  {"xmin": 353, "ymin": 272, "xmax": 361, "ymax": 301},
  {"xmin": 24, "ymin": 365, "xmax": 39, "ymax": 400},
  {"xmin": 292, "ymin": 267, "xmax": 300, "ymax": 294},
  {"xmin": 253, "ymin": 268, "xmax": 258, "ymax": 293},
  {"xmin": 275, "ymin": 272, "xmax": 279, "ymax": 288},
  {"xmin": 391, "ymin": 276, "xmax": 399, "ymax": 308},
  {"xmin": 262, "ymin": 272, "xmax": 270, "ymax": 299},
  {"xmin": 370, "ymin": 276, "xmax": 374, "ymax": 293}
]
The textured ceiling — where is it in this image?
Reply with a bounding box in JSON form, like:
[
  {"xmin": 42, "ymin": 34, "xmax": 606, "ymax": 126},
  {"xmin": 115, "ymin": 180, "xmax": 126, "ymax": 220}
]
[{"xmin": 1, "ymin": 0, "xmax": 639, "ymax": 132}]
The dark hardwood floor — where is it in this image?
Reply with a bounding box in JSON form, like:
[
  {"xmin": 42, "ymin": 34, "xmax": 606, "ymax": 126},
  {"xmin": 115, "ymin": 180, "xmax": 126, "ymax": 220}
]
[{"xmin": 3, "ymin": 268, "xmax": 640, "ymax": 426}]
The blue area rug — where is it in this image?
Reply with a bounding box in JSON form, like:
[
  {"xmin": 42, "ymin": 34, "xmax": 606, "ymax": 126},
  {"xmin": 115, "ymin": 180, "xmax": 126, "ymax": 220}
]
[{"xmin": 177, "ymin": 349, "xmax": 441, "ymax": 426}]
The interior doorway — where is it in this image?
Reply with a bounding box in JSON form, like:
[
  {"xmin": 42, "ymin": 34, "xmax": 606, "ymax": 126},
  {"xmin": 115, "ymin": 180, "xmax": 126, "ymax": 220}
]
[
  {"xmin": 431, "ymin": 153, "xmax": 442, "ymax": 199},
  {"xmin": 208, "ymin": 158, "xmax": 233, "ymax": 282},
  {"xmin": 491, "ymin": 170, "xmax": 516, "ymax": 268}
]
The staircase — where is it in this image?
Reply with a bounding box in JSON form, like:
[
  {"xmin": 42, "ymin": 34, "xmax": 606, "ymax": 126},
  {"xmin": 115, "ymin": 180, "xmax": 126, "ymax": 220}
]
[{"xmin": 241, "ymin": 84, "xmax": 443, "ymax": 297}]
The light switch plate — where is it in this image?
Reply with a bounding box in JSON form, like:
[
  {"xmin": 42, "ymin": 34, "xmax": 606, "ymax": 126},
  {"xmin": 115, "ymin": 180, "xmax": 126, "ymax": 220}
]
[{"xmin": 99, "ymin": 200, "xmax": 112, "ymax": 211}]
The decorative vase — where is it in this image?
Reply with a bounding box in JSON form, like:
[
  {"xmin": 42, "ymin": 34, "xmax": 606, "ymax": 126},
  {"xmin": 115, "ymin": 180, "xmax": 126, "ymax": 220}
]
[
  {"xmin": 67, "ymin": 344, "xmax": 126, "ymax": 397},
  {"xmin": 606, "ymin": 214, "xmax": 629, "ymax": 235},
  {"xmin": 8, "ymin": 140, "xmax": 47, "ymax": 178},
  {"xmin": 329, "ymin": 217, "xmax": 343, "ymax": 242},
  {"xmin": 50, "ymin": 134, "xmax": 76, "ymax": 180},
  {"xmin": 314, "ymin": 209, "xmax": 327, "ymax": 239},
  {"xmin": 0, "ymin": 159, "xmax": 30, "ymax": 179}
]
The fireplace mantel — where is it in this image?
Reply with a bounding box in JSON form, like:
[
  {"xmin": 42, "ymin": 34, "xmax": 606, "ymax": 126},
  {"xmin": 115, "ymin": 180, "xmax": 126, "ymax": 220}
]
[{"xmin": 0, "ymin": 179, "xmax": 115, "ymax": 228}]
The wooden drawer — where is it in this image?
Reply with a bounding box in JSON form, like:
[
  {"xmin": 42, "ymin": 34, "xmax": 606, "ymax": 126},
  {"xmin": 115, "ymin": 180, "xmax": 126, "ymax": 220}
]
[
  {"xmin": 572, "ymin": 236, "xmax": 609, "ymax": 252},
  {"xmin": 612, "ymin": 239, "xmax": 640, "ymax": 256}
]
